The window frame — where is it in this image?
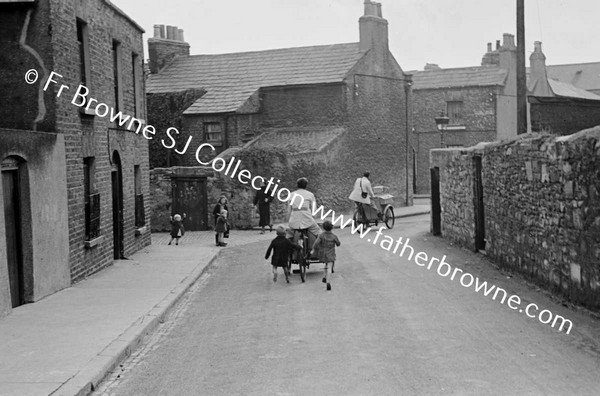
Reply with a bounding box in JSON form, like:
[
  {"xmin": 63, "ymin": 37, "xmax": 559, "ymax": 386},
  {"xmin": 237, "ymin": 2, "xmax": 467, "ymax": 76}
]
[
  {"xmin": 204, "ymin": 122, "xmax": 223, "ymax": 144},
  {"xmin": 446, "ymin": 100, "xmax": 464, "ymax": 126}
]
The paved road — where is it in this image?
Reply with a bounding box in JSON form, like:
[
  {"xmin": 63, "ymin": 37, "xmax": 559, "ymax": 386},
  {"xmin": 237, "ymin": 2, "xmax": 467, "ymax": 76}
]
[{"xmin": 96, "ymin": 215, "xmax": 600, "ymax": 395}]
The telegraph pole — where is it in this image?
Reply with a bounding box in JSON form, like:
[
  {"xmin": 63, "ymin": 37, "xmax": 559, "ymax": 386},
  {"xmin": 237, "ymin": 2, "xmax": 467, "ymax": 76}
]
[{"xmin": 516, "ymin": 0, "xmax": 527, "ymax": 134}]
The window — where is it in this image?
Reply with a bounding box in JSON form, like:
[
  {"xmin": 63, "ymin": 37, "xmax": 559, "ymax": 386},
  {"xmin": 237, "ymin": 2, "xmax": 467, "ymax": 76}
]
[
  {"xmin": 76, "ymin": 19, "xmax": 90, "ymax": 86},
  {"xmin": 84, "ymin": 158, "xmax": 100, "ymax": 241},
  {"xmin": 446, "ymin": 101, "xmax": 464, "ymax": 125},
  {"xmin": 134, "ymin": 165, "xmax": 145, "ymax": 227},
  {"xmin": 132, "ymin": 53, "xmax": 140, "ymax": 117},
  {"xmin": 77, "ymin": 19, "xmax": 93, "ymax": 113},
  {"xmin": 112, "ymin": 40, "xmax": 123, "ymax": 112},
  {"xmin": 204, "ymin": 122, "xmax": 223, "ymax": 143}
]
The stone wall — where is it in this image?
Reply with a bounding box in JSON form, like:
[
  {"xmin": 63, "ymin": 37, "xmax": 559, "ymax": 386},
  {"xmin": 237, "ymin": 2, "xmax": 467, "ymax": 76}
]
[{"xmin": 431, "ymin": 128, "xmax": 600, "ymax": 310}]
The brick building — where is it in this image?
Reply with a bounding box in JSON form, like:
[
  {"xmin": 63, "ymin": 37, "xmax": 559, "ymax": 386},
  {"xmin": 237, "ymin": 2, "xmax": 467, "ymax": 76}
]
[
  {"xmin": 412, "ymin": 35, "xmax": 600, "ymax": 194},
  {"xmin": 0, "ymin": 0, "xmax": 150, "ymax": 317},
  {"xmin": 146, "ymin": 1, "xmax": 413, "ymax": 230}
]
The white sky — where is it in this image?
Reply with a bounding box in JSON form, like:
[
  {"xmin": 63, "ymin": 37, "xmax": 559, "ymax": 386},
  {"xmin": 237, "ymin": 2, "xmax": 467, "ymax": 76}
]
[{"xmin": 115, "ymin": 0, "xmax": 599, "ymax": 72}]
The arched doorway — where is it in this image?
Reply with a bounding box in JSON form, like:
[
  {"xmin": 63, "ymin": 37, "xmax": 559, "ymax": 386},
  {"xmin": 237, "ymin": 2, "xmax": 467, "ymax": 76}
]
[
  {"xmin": 2, "ymin": 156, "xmax": 29, "ymax": 307},
  {"xmin": 111, "ymin": 151, "xmax": 124, "ymax": 259}
]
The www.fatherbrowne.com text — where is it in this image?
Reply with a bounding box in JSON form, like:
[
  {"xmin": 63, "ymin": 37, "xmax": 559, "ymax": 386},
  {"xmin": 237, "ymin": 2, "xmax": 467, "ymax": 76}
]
[{"xmin": 29, "ymin": 69, "xmax": 574, "ymax": 335}]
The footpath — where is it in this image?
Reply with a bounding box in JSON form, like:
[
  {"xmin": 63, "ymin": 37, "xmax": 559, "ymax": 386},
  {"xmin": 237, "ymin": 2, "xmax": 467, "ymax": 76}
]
[{"xmin": 0, "ymin": 204, "xmax": 429, "ymax": 396}]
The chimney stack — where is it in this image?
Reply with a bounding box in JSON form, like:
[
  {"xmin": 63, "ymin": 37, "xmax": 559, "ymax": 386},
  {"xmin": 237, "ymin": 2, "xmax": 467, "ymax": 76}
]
[
  {"xmin": 148, "ymin": 24, "xmax": 190, "ymax": 73},
  {"xmin": 529, "ymin": 41, "xmax": 552, "ymax": 96},
  {"xmin": 481, "ymin": 39, "xmax": 499, "ymax": 66},
  {"xmin": 359, "ymin": 1, "xmax": 388, "ymax": 55}
]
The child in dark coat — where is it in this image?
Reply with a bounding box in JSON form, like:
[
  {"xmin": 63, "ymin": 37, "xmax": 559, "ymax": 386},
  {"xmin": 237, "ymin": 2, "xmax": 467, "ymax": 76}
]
[
  {"xmin": 168, "ymin": 213, "xmax": 186, "ymax": 246},
  {"xmin": 311, "ymin": 220, "xmax": 340, "ymax": 290},
  {"xmin": 215, "ymin": 209, "xmax": 229, "ymax": 247},
  {"xmin": 265, "ymin": 226, "xmax": 300, "ymax": 283}
]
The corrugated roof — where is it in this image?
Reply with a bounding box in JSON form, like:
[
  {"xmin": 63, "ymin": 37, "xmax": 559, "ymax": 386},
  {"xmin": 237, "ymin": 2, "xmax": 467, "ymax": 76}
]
[
  {"xmin": 146, "ymin": 43, "xmax": 364, "ymax": 114},
  {"xmin": 411, "ymin": 66, "xmax": 508, "ymax": 90},
  {"xmin": 548, "ymin": 79, "xmax": 600, "ymax": 101},
  {"xmin": 545, "ymin": 62, "xmax": 600, "ymax": 93}
]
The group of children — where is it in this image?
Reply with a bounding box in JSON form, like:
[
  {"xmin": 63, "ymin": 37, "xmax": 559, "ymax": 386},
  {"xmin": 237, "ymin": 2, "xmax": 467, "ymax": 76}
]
[
  {"xmin": 265, "ymin": 220, "xmax": 340, "ymax": 291},
  {"xmin": 169, "ymin": 205, "xmax": 340, "ymax": 291},
  {"xmin": 168, "ymin": 208, "xmax": 230, "ymax": 247}
]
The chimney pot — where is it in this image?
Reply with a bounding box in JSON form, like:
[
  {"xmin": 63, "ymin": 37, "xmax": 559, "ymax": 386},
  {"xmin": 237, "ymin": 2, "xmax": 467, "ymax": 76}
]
[
  {"xmin": 364, "ymin": 0, "xmax": 379, "ymax": 17},
  {"xmin": 376, "ymin": 3, "xmax": 382, "ymax": 17},
  {"xmin": 534, "ymin": 41, "xmax": 542, "ymax": 52},
  {"xmin": 496, "ymin": 40, "xmax": 500, "ymax": 50},
  {"xmin": 487, "ymin": 42, "xmax": 492, "ymax": 52},
  {"xmin": 166, "ymin": 25, "xmax": 176, "ymax": 40},
  {"xmin": 153, "ymin": 25, "xmax": 162, "ymax": 38},
  {"xmin": 178, "ymin": 29, "xmax": 185, "ymax": 42},
  {"xmin": 502, "ymin": 33, "xmax": 515, "ymax": 48}
]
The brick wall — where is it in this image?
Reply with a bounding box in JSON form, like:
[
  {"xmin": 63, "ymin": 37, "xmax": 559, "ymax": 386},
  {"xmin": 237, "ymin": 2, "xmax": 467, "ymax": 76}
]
[
  {"xmin": 431, "ymin": 128, "xmax": 600, "ymax": 310},
  {"xmin": 530, "ymin": 97, "xmax": 600, "ymax": 136},
  {"xmin": 413, "ymin": 86, "xmax": 497, "ymax": 194},
  {"xmin": 48, "ymin": 0, "xmax": 151, "ymax": 282}
]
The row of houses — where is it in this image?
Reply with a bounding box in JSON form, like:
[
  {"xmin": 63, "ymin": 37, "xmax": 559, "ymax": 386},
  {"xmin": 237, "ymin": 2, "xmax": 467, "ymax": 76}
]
[
  {"xmin": 1, "ymin": 0, "xmax": 599, "ymax": 316},
  {"xmin": 0, "ymin": 0, "xmax": 150, "ymax": 316}
]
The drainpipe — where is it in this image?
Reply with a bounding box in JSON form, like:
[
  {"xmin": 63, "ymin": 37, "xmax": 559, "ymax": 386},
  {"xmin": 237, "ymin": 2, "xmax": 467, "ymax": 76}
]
[{"xmin": 404, "ymin": 74, "xmax": 413, "ymax": 206}]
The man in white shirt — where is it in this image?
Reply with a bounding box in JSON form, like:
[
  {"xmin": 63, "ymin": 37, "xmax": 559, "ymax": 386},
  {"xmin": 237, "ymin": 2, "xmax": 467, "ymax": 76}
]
[
  {"xmin": 288, "ymin": 177, "xmax": 322, "ymax": 248},
  {"xmin": 348, "ymin": 172, "xmax": 381, "ymax": 217}
]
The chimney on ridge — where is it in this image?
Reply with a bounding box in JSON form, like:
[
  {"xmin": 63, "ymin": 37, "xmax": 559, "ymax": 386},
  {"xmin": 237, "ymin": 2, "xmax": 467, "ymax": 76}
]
[
  {"xmin": 148, "ymin": 24, "xmax": 190, "ymax": 74},
  {"xmin": 529, "ymin": 41, "xmax": 552, "ymax": 96},
  {"xmin": 359, "ymin": 1, "xmax": 388, "ymax": 55}
]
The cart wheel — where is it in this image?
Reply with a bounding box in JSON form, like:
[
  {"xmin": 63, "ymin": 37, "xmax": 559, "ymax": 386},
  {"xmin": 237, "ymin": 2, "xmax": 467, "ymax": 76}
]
[{"xmin": 384, "ymin": 206, "xmax": 395, "ymax": 229}]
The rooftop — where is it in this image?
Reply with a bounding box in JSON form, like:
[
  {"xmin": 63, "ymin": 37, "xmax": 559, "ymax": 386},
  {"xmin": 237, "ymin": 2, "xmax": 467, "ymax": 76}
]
[
  {"xmin": 147, "ymin": 43, "xmax": 365, "ymax": 114},
  {"xmin": 410, "ymin": 66, "xmax": 508, "ymax": 90}
]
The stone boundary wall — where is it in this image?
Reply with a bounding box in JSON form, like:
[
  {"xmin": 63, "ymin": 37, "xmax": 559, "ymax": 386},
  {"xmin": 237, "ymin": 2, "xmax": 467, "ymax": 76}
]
[{"xmin": 431, "ymin": 127, "xmax": 600, "ymax": 310}]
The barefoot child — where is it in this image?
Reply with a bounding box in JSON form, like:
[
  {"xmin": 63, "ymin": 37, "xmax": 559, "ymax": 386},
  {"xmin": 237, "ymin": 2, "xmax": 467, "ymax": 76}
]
[
  {"xmin": 311, "ymin": 220, "xmax": 340, "ymax": 291},
  {"xmin": 265, "ymin": 226, "xmax": 300, "ymax": 283},
  {"xmin": 168, "ymin": 213, "xmax": 186, "ymax": 245}
]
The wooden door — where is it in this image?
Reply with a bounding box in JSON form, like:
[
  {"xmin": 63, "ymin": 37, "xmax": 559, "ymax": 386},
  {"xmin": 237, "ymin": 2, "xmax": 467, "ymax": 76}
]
[
  {"xmin": 473, "ymin": 156, "xmax": 486, "ymax": 251},
  {"xmin": 172, "ymin": 177, "xmax": 207, "ymax": 231},
  {"xmin": 2, "ymin": 169, "xmax": 24, "ymax": 307},
  {"xmin": 430, "ymin": 167, "xmax": 441, "ymax": 236},
  {"xmin": 112, "ymin": 153, "xmax": 124, "ymax": 259}
]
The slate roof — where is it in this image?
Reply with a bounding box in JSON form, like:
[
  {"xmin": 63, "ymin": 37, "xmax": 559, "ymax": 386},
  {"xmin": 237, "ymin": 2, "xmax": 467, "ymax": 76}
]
[
  {"xmin": 545, "ymin": 62, "xmax": 600, "ymax": 93},
  {"xmin": 410, "ymin": 66, "xmax": 508, "ymax": 90},
  {"xmin": 547, "ymin": 79, "xmax": 600, "ymax": 101},
  {"xmin": 246, "ymin": 126, "xmax": 346, "ymax": 154},
  {"xmin": 146, "ymin": 43, "xmax": 365, "ymax": 114}
]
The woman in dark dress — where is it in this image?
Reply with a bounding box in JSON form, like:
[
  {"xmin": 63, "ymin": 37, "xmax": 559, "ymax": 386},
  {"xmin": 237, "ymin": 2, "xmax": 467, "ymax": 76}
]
[
  {"xmin": 254, "ymin": 182, "xmax": 274, "ymax": 234},
  {"xmin": 213, "ymin": 195, "xmax": 229, "ymax": 246}
]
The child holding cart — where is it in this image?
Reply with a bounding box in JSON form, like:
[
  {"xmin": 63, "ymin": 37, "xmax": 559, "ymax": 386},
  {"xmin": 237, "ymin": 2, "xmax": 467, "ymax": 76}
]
[{"xmin": 311, "ymin": 220, "xmax": 340, "ymax": 291}]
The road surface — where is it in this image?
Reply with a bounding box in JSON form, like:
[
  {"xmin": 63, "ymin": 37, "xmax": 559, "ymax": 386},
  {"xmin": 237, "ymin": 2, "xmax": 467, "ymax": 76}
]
[{"xmin": 95, "ymin": 215, "xmax": 600, "ymax": 395}]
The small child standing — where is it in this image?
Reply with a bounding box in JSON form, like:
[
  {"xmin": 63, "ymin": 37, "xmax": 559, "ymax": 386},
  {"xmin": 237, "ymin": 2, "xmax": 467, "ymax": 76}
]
[
  {"xmin": 215, "ymin": 209, "xmax": 229, "ymax": 247},
  {"xmin": 311, "ymin": 220, "xmax": 340, "ymax": 291},
  {"xmin": 265, "ymin": 226, "xmax": 300, "ymax": 283},
  {"xmin": 168, "ymin": 213, "xmax": 186, "ymax": 245}
]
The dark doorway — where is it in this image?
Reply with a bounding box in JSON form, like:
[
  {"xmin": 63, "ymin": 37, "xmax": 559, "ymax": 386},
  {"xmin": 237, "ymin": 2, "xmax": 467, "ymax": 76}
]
[
  {"xmin": 111, "ymin": 152, "xmax": 124, "ymax": 259},
  {"xmin": 172, "ymin": 177, "xmax": 208, "ymax": 231},
  {"xmin": 473, "ymin": 155, "xmax": 486, "ymax": 251},
  {"xmin": 2, "ymin": 160, "xmax": 24, "ymax": 307},
  {"xmin": 430, "ymin": 167, "xmax": 441, "ymax": 236},
  {"xmin": 412, "ymin": 148, "xmax": 417, "ymax": 194}
]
